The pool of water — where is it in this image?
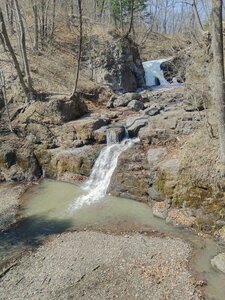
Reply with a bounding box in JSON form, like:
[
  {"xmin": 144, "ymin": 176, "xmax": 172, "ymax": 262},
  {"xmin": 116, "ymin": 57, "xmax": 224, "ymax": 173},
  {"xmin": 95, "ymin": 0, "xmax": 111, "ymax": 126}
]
[{"xmin": 1, "ymin": 179, "xmax": 225, "ymax": 300}]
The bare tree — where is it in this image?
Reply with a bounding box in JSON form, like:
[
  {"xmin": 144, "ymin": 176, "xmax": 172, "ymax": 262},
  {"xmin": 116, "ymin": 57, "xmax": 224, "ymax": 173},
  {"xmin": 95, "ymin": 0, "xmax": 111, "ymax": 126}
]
[
  {"xmin": 31, "ymin": 0, "xmax": 39, "ymax": 53},
  {"xmin": 192, "ymin": 0, "xmax": 204, "ymax": 34},
  {"xmin": 71, "ymin": 0, "xmax": 82, "ymax": 98},
  {"xmin": 0, "ymin": 6, "xmax": 30, "ymax": 101},
  {"xmin": 5, "ymin": 0, "xmax": 14, "ymax": 35},
  {"xmin": 14, "ymin": 0, "xmax": 33, "ymax": 100},
  {"xmin": 211, "ymin": 0, "xmax": 225, "ymax": 163}
]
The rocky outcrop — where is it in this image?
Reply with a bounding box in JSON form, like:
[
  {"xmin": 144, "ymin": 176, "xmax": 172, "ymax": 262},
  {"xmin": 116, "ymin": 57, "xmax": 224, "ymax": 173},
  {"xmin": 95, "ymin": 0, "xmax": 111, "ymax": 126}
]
[
  {"xmin": 107, "ymin": 126, "xmax": 126, "ymax": 144},
  {"xmin": 57, "ymin": 117, "xmax": 110, "ymax": 148},
  {"xmin": 0, "ymin": 135, "xmax": 42, "ymax": 181},
  {"xmin": 108, "ymin": 145, "xmax": 149, "ymax": 202},
  {"xmin": 161, "ymin": 55, "xmax": 189, "ymax": 83},
  {"xmin": 36, "ymin": 145, "xmax": 102, "ymax": 182},
  {"xmin": 15, "ymin": 97, "xmax": 88, "ymax": 126},
  {"xmin": 95, "ymin": 35, "xmax": 145, "ymax": 92}
]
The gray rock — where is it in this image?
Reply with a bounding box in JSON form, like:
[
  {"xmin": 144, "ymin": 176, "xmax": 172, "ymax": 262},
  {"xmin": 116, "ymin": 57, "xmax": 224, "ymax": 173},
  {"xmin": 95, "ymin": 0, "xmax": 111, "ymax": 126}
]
[
  {"xmin": 113, "ymin": 93, "xmax": 142, "ymax": 108},
  {"xmin": 106, "ymin": 95, "xmax": 116, "ymax": 108},
  {"xmin": 147, "ymin": 147, "xmax": 167, "ymax": 167},
  {"xmin": 148, "ymin": 185, "xmax": 162, "ymax": 201},
  {"xmin": 211, "ymin": 253, "xmax": 225, "ymax": 273},
  {"xmin": 95, "ymin": 35, "xmax": 145, "ymax": 92},
  {"xmin": 93, "ymin": 126, "xmax": 108, "ymax": 144},
  {"xmin": 126, "ymin": 115, "xmax": 148, "ymax": 137},
  {"xmin": 143, "ymin": 104, "xmax": 162, "ymax": 116},
  {"xmin": 107, "ymin": 126, "xmax": 125, "ymax": 144},
  {"xmin": 127, "ymin": 100, "xmax": 144, "ymax": 111},
  {"xmin": 152, "ymin": 202, "xmax": 168, "ymax": 219},
  {"xmin": 159, "ymin": 159, "xmax": 179, "ymax": 179}
]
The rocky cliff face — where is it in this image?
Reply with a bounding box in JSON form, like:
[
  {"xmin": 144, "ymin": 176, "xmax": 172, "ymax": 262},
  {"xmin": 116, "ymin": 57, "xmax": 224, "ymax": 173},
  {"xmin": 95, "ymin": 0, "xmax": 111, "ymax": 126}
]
[{"xmin": 95, "ymin": 35, "xmax": 145, "ymax": 92}]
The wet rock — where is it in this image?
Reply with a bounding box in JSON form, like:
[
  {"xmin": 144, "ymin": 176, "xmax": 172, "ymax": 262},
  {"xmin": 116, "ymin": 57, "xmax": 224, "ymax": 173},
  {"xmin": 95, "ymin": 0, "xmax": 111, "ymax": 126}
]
[
  {"xmin": 127, "ymin": 100, "xmax": 144, "ymax": 111},
  {"xmin": 93, "ymin": 126, "xmax": 108, "ymax": 144},
  {"xmin": 38, "ymin": 145, "xmax": 102, "ymax": 180},
  {"xmin": 161, "ymin": 55, "xmax": 188, "ymax": 83},
  {"xmin": 147, "ymin": 147, "xmax": 167, "ymax": 201},
  {"xmin": 107, "ymin": 126, "xmax": 125, "ymax": 144},
  {"xmin": 211, "ymin": 253, "xmax": 225, "ymax": 273},
  {"xmin": 126, "ymin": 115, "xmax": 148, "ymax": 137},
  {"xmin": 109, "ymin": 145, "xmax": 149, "ymax": 202}
]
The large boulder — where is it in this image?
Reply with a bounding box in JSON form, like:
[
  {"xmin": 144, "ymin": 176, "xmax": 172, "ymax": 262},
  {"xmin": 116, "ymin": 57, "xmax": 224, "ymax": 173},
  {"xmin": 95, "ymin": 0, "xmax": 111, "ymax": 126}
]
[
  {"xmin": 15, "ymin": 97, "xmax": 88, "ymax": 126},
  {"xmin": 57, "ymin": 117, "xmax": 110, "ymax": 147},
  {"xmin": 0, "ymin": 135, "xmax": 42, "ymax": 181},
  {"xmin": 127, "ymin": 100, "xmax": 144, "ymax": 111},
  {"xmin": 95, "ymin": 35, "xmax": 145, "ymax": 92},
  {"xmin": 106, "ymin": 126, "xmax": 126, "ymax": 144},
  {"xmin": 112, "ymin": 92, "xmax": 142, "ymax": 108}
]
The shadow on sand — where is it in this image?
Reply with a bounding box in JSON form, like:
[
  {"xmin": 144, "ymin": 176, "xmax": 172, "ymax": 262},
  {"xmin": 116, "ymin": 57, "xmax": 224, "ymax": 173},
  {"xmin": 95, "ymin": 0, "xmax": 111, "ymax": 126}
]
[{"xmin": 0, "ymin": 215, "xmax": 73, "ymax": 270}]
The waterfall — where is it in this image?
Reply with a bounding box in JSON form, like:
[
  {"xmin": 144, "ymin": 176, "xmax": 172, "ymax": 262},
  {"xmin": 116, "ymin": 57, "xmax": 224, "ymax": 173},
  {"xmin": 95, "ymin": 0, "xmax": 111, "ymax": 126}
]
[
  {"xmin": 69, "ymin": 138, "xmax": 136, "ymax": 211},
  {"xmin": 143, "ymin": 59, "xmax": 170, "ymax": 87}
]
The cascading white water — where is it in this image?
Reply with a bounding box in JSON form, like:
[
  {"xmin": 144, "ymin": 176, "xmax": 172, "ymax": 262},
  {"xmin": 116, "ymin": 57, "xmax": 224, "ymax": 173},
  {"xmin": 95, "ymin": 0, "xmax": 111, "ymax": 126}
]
[
  {"xmin": 143, "ymin": 59, "xmax": 170, "ymax": 87},
  {"xmin": 69, "ymin": 138, "xmax": 136, "ymax": 211}
]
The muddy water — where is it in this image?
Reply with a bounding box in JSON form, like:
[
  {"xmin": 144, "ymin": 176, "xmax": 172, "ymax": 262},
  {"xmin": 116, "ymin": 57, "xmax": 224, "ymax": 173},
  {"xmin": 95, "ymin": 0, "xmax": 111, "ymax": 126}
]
[{"xmin": 1, "ymin": 179, "xmax": 225, "ymax": 300}]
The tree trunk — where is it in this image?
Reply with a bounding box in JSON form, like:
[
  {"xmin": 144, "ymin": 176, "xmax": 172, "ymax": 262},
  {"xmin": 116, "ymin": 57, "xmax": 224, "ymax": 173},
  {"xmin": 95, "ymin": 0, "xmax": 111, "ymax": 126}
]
[
  {"xmin": 211, "ymin": 0, "xmax": 225, "ymax": 163},
  {"xmin": 0, "ymin": 71, "xmax": 13, "ymax": 133},
  {"xmin": 192, "ymin": 0, "xmax": 204, "ymax": 34},
  {"xmin": 126, "ymin": 0, "xmax": 134, "ymax": 36},
  {"xmin": 5, "ymin": 0, "xmax": 14, "ymax": 35},
  {"xmin": 31, "ymin": 0, "xmax": 39, "ymax": 53},
  {"xmin": 0, "ymin": 7, "xmax": 29, "ymax": 101},
  {"xmin": 71, "ymin": 0, "xmax": 82, "ymax": 98},
  {"xmin": 50, "ymin": 0, "xmax": 56, "ymax": 39},
  {"xmin": 14, "ymin": 0, "xmax": 33, "ymax": 100}
]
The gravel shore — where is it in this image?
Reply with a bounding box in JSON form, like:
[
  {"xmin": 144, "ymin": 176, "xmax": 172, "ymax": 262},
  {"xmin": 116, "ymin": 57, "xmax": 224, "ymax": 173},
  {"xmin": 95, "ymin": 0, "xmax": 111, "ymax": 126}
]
[{"xmin": 0, "ymin": 231, "xmax": 201, "ymax": 300}]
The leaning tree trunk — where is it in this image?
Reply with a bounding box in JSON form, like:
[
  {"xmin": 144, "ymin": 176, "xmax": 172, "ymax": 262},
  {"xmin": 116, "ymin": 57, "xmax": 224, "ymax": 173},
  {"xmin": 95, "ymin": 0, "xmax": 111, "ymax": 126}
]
[
  {"xmin": 71, "ymin": 0, "xmax": 82, "ymax": 98},
  {"xmin": 192, "ymin": 0, "xmax": 204, "ymax": 34},
  {"xmin": 14, "ymin": 0, "xmax": 33, "ymax": 101},
  {"xmin": 211, "ymin": 0, "xmax": 225, "ymax": 164},
  {"xmin": 0, "ymin": 7, "xmax": 29, "ymax": 101}
]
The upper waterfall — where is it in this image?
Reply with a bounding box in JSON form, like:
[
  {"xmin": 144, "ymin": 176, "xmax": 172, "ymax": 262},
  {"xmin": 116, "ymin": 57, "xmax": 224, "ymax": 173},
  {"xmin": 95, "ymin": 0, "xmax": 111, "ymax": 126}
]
[{"xmin": 143, "ymin": 59, "xmax": 170, "ymax": 87}]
